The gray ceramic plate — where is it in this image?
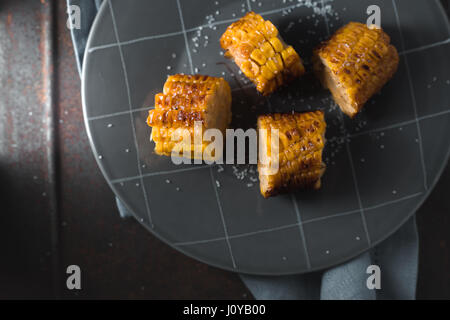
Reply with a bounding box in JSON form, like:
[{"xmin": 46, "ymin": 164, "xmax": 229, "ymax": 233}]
[{"xmin": 82, "ymin": 0, "xmax": 450, "ymax": 275}]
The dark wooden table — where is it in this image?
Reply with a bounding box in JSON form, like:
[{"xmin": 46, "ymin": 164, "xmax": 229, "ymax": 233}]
[{"xmin": 0, "ymin": 0, "xmax": 448, "ymax": 299}]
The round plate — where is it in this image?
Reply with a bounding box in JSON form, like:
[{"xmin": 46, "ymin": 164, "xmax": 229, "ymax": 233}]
[{"xmin": 82, "ymin": 0, "xmax": 450, "ymax": 275}]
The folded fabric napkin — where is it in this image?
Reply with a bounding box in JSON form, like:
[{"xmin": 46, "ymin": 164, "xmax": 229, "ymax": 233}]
[{"xmin": 69, "ymin": 0, "xmax": 418, "ymax": 300}]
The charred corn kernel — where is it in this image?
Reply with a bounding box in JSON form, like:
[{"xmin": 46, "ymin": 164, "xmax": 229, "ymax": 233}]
[
  {"xmin": 273, "ymin": 54, "xmax": 284, "ymax": 71},
  {"xmin": 236, "ymin": 29, "xmax": 247, "ymax": 41},
  {"xmin": 256, "ymin": 76, "xmax": 276, "ymax": 94},
  {"xmin": 243, "ymin": 11, "xmax": 264, "ymax": 24},
  {"xmin": 260, "ymin": 65, "xmax": 275, "ymax": 80},
  {"xmin": 257, "ymin": 111, "xmax": 326, "ymax": 198},
  {"xmin": 237, "ymin": 43, "xmax": 253, "ymax": 59},
  {"xmin": 275, "ymin": 73, "xmax": 284, "ymax": 87},
  {"xmin": 249, "ymin": 30, "xmax": 266, "ymax": 44},
  {"xmin": 220, "ymin": 12, "xmax": 305, "ymax": 96},
  {"xmin": 281, "ymin": 46, "xmax": 299, "ymax": 67},
  {"xmin": 280, "ymin": 47, "xmax": 305, "ymax": 81},
  {"xmin": 313, "ymin": 22, "xmax": 399, "ymax": 118},
  {"xmin": 292, "ymin": 62, "xmax": 305, "ymax": 77},
  {"xmin": 250, "ymin": 49, "xmax": 267, "ymax": 66},
  {"xmin": 147, "ymin": 74, "xmax": 232, "ymax": 160},
  {"xmin": 264, "ymin": 20, "xmax": 278, "ymax": 38},
  {"xmin": 151, "ymin": 126, "xmax": 214, "ymax": 160},
  {"xmin": 261, "ymin": 41, "xmax": 275, "ymax": 58},
  {"xmin": 266, "ymin": 59, "xmax": 278, "ymax": 74},
  {"xmin": 269, "ymin": 37, "xmax": 284, "ymax": 52},
  {"xmin": 266, "ymin": 54, "xmax": 283, "ymax": 75},
  {"xmin": 241, "ymin": 60, "xmax": 259, "ymax": 78}
]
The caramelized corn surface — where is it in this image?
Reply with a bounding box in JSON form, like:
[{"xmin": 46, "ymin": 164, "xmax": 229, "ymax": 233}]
[
  {"xmin": 147, "ymin": 74, "xmax": 232, "ymax": 159},
  {"xmin": 313, "ymin": 22, "xmax": 399, "ymax": 117},
  {"xmin": 258, "ymin": 111, "xmax": 326, "ymax": 198},
  {"xmin": 220, "ymin": 12, "xmax": 305, "ymax": 96}
]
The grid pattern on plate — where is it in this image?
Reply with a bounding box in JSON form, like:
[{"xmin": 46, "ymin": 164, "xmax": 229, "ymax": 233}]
[
  {"xmin": 247, "ymin": 0, "xmax": 311, "ymax": 268},
  {"xmin": 392, "ymin": 0, "xmax": 428, "ymax": 190},
  {"xmin": 108, "ymin": 1, "xmax": 153, "ymax": 226},
  {"xmin": 320, "ymin": 0, "xmax": 371, "ymax": 246},
  {"xmin": 86, "ymin": 0, "xmax": 450, "ymax": 121},
  {"xmin": 87, "ymin": 0, "xmax": 449, "ymax": 58},
  {"xmin": 85, "ymin": 0, "xmax": 450, "ymax": 272},
  {"xmin": 173, "ymin": 192, "xmax": 424, "ymax": 246},
  {"xmin": 176, "ymin": 0, "xmax": 236, "ymax": 268}
]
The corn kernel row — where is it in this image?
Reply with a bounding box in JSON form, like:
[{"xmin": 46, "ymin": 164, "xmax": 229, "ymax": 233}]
[{"xmin": 221, "ymin": 12, "xmax": 305, "ymax": 96}]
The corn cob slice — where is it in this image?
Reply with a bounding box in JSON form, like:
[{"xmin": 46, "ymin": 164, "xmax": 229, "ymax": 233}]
[
  {"xmin": 147, "ymin": 74, "xmax": 232, "ymax": 160},
  {"xmin": 313, "ymin": 22, "xmax": 399, "ymax": 118},
  {"xmin": 220, "ymin": 12, "xmax": 305, "ymax": 96},
  {"xmin": 257, "ymin": 111, "xmax": 326, "ymax": 198}
]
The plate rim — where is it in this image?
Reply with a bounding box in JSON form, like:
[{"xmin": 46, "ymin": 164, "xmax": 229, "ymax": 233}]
[{"xmin": 81, "ymin": 0, "xmax": 450, "ymax": 275}]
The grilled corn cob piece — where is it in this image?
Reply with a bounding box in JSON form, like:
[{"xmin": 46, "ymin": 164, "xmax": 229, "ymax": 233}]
[
  {"xmin": 147, "ymin": 74, "xmax": 232, "ymax": 160},
  {"xmin": 220, "ymin": 12, "xmax": 305, "ymax": 96},
  {"xmin": 257, "ymin": 111, "xmax": 326, "ymax": 198},
  {"xmin": 313, "ymin": 22, "xmax": 399, "ymax": 118}
]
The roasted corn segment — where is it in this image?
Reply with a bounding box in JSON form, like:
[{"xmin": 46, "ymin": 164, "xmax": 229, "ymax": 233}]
[
  {"xmin": 147, "ymin": 74, "xmax": 232, "ymax": 160},
  {"xmin": 313, "ymin": 22, "xmax": 399, "ymax": 118},
  {"xmin": 220, "ymin": 12, "xmax": 305, "ymax": 96},
  {"xmin": 257, "ymin": 111, "xmax": 326, "ymax": 198}
]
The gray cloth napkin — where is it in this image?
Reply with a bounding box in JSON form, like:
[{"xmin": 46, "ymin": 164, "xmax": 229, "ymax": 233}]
[
  {"xmin": 240, "ymin": 216, "xmax": 418, "ymax": 300},
  {"xmin": 70, "ymin": 0, "xmax": 419, "ymax": 300}
]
